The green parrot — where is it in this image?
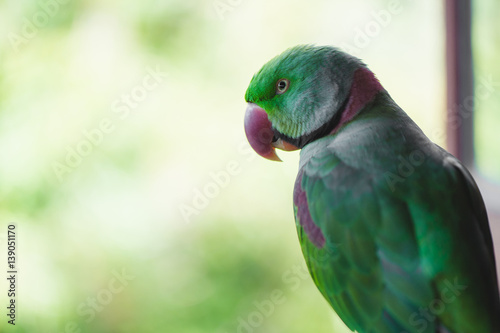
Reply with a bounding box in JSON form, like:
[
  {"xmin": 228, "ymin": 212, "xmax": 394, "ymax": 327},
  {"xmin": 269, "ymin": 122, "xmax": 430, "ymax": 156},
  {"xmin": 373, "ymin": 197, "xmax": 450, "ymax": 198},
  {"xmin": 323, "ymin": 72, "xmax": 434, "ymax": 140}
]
[{"xmin": 244, "ymin": 45, "xmax": 500, "ymax": 333}]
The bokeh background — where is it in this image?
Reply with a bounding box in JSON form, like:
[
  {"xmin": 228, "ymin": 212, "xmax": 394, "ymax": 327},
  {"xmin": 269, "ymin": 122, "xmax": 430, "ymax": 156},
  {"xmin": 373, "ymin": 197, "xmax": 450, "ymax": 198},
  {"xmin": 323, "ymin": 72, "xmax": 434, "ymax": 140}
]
[{"xmin": 0, "ymin": 0, "xmax": 498, "ymax": 332}]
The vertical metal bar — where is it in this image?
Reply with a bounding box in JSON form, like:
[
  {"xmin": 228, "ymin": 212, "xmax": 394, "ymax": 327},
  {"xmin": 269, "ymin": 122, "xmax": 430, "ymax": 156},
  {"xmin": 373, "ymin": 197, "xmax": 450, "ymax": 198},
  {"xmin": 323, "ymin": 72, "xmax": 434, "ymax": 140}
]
[{"xmin": 445, "ymin": 0, "xmax": 474, "ymax": 166}]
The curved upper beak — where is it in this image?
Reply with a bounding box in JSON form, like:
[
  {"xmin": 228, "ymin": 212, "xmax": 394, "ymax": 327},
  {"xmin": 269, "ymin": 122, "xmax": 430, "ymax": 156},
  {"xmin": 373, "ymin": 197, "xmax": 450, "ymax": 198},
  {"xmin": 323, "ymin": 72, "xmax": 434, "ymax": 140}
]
[{"xmin": 244, "ymin": 103, "xmax": 299, "ymax": 161}]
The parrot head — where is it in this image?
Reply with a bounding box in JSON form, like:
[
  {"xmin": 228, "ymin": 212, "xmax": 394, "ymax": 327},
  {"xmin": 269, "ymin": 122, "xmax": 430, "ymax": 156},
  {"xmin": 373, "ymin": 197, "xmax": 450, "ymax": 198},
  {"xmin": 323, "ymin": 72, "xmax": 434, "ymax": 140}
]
[{"xmin": 244, "ymin": 45, "xmax": 368, "ymax": 161}]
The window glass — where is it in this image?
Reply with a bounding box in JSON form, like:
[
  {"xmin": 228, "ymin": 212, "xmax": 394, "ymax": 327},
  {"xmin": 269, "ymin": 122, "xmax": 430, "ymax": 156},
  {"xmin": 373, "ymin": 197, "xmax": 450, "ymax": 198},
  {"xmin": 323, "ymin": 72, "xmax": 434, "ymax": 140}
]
[{"xmin": 473, "ymin": 0, "xmax": 500, "ymax": 182}]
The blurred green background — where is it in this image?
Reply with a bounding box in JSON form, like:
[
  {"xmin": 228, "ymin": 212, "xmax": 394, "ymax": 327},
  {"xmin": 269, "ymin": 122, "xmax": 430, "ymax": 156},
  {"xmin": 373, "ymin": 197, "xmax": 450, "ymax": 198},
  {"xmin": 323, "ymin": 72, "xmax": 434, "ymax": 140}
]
[
  {"xmin": 0, "ymin": 0, "xmax": 498, "ymax": 332},
  {"xmin": 473, "ymin": 0, "xmax": 500, "ymax": 182}
]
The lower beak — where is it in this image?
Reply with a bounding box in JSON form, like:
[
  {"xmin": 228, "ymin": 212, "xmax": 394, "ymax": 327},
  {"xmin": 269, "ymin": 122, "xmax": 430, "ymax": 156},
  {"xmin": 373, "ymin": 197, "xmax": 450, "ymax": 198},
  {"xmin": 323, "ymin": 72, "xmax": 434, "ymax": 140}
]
[{"xmin": 272, "ymin": 138, "xmax": 300, "ymax": 152}]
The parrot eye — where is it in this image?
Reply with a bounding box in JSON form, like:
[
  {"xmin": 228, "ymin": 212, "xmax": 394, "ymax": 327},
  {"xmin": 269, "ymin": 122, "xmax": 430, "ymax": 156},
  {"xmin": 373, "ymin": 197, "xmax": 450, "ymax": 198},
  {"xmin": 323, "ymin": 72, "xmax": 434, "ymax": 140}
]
[{"xmin": 276, "ymin": 79, "xmax": 290, "ymax": 94}]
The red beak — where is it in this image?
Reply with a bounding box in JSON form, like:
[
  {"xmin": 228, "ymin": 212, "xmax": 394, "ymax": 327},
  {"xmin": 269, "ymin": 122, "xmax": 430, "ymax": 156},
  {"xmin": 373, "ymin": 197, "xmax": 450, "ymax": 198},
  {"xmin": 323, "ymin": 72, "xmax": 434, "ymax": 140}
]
[{"xmin": 244, "ymin": 103, "xmax": 299, "ymax": 161}]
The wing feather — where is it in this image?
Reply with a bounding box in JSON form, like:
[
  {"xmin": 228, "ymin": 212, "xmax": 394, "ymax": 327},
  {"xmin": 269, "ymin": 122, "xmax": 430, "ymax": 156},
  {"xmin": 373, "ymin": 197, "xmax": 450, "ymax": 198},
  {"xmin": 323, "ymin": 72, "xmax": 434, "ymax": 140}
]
[{"xmin": 294, "ymin": 136, "xmax": 500, "ymax": 333}]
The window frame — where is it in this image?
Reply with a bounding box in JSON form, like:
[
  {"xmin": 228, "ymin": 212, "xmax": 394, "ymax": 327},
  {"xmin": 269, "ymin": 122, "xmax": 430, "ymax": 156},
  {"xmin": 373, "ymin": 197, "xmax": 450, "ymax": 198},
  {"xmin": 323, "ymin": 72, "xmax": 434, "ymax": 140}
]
[{"xmin": 445, "ymin": 0, "xmax": 500, "ymax": 216}]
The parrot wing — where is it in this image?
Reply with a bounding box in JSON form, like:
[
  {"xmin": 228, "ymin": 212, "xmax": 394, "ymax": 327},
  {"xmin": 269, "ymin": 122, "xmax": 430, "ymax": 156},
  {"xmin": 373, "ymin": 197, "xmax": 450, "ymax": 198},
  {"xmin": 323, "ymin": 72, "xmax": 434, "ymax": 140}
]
[{"xmin": 294, "ymin": 136, "xmax": 499, "ymax": 333}]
